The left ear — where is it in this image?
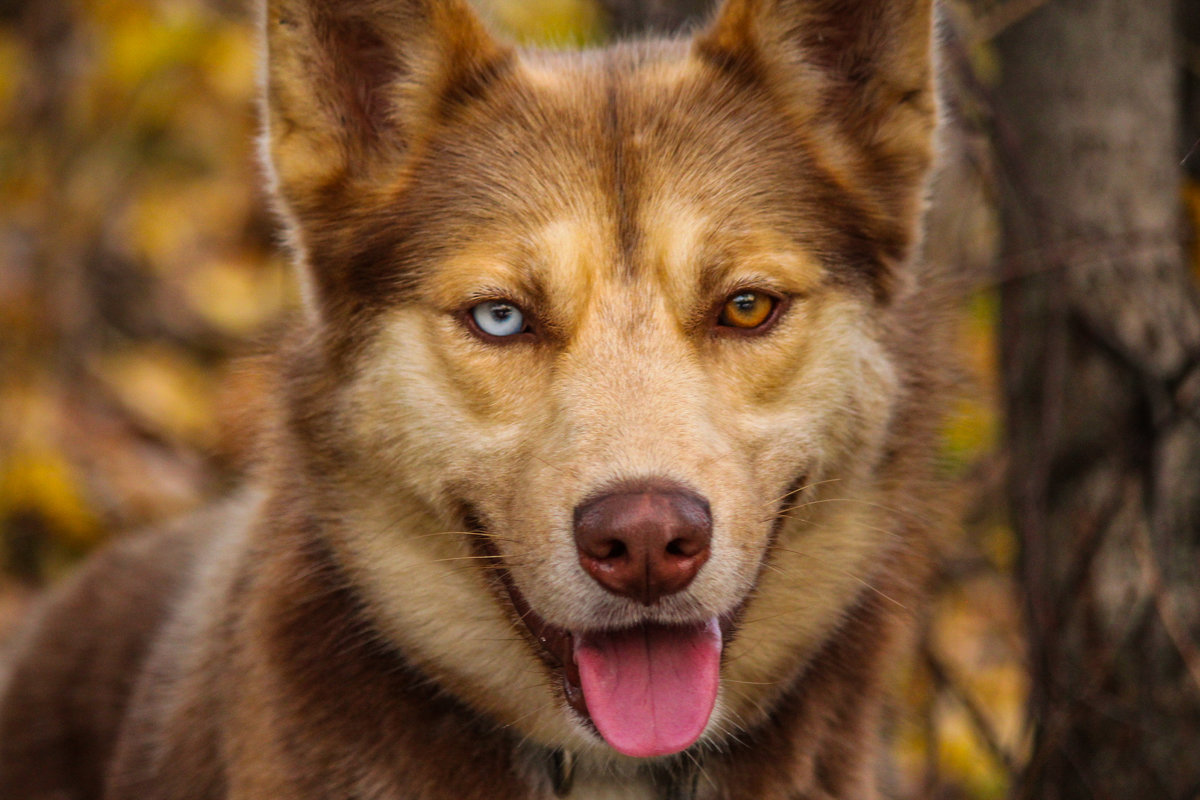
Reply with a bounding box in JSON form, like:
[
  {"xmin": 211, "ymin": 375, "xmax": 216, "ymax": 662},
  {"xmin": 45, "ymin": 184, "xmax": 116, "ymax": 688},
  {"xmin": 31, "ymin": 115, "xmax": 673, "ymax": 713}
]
[{"xmin": 695, "ymin": 0, "xmax": 938, "ymax": 281}]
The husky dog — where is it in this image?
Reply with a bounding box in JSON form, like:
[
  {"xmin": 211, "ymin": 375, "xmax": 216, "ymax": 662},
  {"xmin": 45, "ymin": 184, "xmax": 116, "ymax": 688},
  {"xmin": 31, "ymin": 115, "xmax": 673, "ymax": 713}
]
[{"xmin": 0, "ymin": 0, "xmax": 946, "ymax": 797}]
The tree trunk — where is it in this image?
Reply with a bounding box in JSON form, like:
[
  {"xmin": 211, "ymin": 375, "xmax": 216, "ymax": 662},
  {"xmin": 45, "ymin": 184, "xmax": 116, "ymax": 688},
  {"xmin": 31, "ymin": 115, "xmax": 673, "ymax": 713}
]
[{"xmin": 995, "ymin": 0, "xmax": 1200, "ymax": 797}]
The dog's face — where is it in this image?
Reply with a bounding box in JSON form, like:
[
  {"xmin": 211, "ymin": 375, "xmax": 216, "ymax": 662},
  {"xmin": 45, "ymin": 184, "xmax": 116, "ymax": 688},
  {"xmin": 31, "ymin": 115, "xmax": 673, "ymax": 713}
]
[{"xmin": 264, "ymin": 0, "xmax": 935, "ymax": 761}]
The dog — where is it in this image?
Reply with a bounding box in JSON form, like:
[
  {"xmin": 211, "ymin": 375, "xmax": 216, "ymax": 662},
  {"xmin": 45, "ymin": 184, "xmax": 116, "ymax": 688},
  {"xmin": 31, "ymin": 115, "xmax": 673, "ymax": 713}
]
[{"xmin": 0, "ymin": 0, "xmax": 947, "ymax": 797}]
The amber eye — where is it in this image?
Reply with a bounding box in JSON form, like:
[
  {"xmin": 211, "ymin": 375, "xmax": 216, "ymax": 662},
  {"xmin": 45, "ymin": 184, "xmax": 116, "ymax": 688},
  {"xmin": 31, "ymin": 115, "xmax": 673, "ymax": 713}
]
[{"xmin": 717, "ymin": 291, "xmax": 777, "ymax": 330}]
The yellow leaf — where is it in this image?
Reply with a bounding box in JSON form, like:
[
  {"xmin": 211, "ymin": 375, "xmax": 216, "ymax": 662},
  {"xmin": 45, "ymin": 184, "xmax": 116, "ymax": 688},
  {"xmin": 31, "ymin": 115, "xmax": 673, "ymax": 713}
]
[
  {"xmin": 481, "ymin": 0, "xmax": 604, "ymax": 47},
  {"xmin": 184, "ymin": 257, "xmax": 289, "ymax": 336},
  {"xmin": 0, "ymin": 448, "xmax": 101, "ymax": 548},
  {"xmin": 938, "ymin": 709, "xmax": 1008, "ymax": 798},
  {"xmin": 0, "ymin": 31, "xmax": 24, "ymax": 126},
  {"xmin": 93, "ymin": 345, "xmax": 216, "ymax": 448},
  {"xmin": 1183, "ymin": 180, "xmax": 1200, "ymax": 285},
  {"xmin": 202, "ymin": 27, "xmax": 258, "ymax": 103}
]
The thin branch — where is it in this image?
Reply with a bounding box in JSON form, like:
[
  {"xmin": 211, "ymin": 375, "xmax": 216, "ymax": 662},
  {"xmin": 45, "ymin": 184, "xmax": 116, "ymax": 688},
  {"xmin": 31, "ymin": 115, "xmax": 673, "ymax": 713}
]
[
  {"xmin": 1133, "ymin": 523, "xmax": 1200, "ymax": 698},
  {"xmin": 921, "ymin": 640, "xmax": 1019, "ymax": 778}
]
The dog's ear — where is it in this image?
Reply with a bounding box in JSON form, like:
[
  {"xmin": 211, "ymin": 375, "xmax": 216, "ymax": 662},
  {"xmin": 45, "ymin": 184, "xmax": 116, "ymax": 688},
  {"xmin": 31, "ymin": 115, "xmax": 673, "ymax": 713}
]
[
  {"xmin": 696, "ymin": 0, "xmax": 937, "ymax": 287},
  {"xmin": 262, "ymin": 0, "xmax": 509, "ymax": 306}
]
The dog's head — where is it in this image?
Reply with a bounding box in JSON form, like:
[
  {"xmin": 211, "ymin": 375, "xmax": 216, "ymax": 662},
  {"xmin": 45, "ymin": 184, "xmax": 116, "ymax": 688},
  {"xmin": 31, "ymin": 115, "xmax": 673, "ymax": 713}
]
[{"xmin": 262, "ymin": 0, "xmax": 937, "ymax": 761}]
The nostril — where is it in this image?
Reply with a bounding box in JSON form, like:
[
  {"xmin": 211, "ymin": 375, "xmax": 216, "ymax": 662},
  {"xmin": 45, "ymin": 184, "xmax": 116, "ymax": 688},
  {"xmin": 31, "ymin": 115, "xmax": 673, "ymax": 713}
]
[
  {"xmin": 600, "ymin": 539, "xmax": 626, "ymax": 560},
  {"xmin": 665, "ymin": 538, "xmax": 691, "ymax": 558}
]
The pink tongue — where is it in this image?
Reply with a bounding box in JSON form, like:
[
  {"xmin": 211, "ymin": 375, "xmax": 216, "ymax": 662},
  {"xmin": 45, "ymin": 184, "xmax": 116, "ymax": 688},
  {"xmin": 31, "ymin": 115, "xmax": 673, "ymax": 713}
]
[{"xmin": 573, "ymin": 618, "xmax": 722, "ymax": 758}]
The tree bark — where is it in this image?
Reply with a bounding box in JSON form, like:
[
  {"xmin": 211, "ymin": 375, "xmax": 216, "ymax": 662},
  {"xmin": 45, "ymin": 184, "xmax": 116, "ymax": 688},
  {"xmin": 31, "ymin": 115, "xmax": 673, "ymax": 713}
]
[{"xmin": 995, "ymin": 1, "xmax": 1200, "ymax": 797}]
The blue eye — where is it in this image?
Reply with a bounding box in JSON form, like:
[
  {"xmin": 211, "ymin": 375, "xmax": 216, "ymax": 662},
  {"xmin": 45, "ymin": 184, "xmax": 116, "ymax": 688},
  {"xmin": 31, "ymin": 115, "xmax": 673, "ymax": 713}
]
[{"xmin": 471, "ymin": 300, "xmax": 526, "ymax": 338}]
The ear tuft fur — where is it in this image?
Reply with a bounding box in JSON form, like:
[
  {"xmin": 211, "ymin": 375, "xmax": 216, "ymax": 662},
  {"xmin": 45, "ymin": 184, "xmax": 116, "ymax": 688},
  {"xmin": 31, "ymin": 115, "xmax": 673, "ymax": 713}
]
[
  {"xmin": 696, "ymin": 0, "xmax": 938, "ymax": 296},
  {"xmin": 259, "ymin": 0, "xmax": 511, "ymax": 319},
  {"xmin": 261, "ymin": 0, "xmax": 510, "ymax": 253}
]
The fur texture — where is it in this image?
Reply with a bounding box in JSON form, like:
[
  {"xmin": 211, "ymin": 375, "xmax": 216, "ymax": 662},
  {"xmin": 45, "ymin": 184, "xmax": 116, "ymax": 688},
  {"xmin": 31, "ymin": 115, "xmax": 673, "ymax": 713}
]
[{"xmin": 0, "ymin": 1, "xmax": 948, "ymax": 797}]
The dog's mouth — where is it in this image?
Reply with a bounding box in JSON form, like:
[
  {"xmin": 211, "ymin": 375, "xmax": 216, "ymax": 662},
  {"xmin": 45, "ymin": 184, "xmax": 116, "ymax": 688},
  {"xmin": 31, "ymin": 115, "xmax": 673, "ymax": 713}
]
[{"xmin": 472, "ymin": 534, "xmax": 740, "ymax": 758}]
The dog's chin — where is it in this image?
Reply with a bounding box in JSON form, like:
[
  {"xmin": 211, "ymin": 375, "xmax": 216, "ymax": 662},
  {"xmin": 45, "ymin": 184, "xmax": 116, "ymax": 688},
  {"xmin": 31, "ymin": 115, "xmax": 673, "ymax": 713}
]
[{"xmin": 472, "ymin": 534, "xmax": 745, "ymax": 759}]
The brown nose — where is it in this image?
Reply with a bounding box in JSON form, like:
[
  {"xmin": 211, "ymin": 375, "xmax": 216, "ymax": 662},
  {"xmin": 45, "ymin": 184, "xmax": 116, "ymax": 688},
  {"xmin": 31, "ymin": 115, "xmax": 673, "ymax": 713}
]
[{"xmin": 573, "ymin": 485, "xmax": 712, "ymax": 605}]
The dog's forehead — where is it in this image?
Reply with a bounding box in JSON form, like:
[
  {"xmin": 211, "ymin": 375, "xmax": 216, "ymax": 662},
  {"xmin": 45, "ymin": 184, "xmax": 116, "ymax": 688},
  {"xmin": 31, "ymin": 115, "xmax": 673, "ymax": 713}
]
[{"xmin": 401, "ymin": 42, "xmax": 827, "ymax": 294}]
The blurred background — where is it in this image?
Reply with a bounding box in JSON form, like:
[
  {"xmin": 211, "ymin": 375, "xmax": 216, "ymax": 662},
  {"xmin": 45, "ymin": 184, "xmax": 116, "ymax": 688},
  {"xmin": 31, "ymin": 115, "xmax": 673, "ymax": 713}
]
[{"xmin": 0, "ymin": 1, "xmax": 1197, "ymax": 798}]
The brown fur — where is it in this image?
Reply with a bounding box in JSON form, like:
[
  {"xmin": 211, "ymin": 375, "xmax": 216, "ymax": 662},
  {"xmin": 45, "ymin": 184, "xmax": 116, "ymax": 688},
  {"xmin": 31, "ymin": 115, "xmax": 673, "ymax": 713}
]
[{"xmin": 0, "ymin": 1, "xmax": 948, "ymax": 797}]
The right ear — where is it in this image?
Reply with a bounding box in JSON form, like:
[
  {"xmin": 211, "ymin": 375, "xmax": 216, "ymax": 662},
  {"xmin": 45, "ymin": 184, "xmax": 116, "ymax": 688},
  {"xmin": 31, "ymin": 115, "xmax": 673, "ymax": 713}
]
[{"xmin": 261, "ymin": 0, "xmax": 510, "ymax": 297}]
